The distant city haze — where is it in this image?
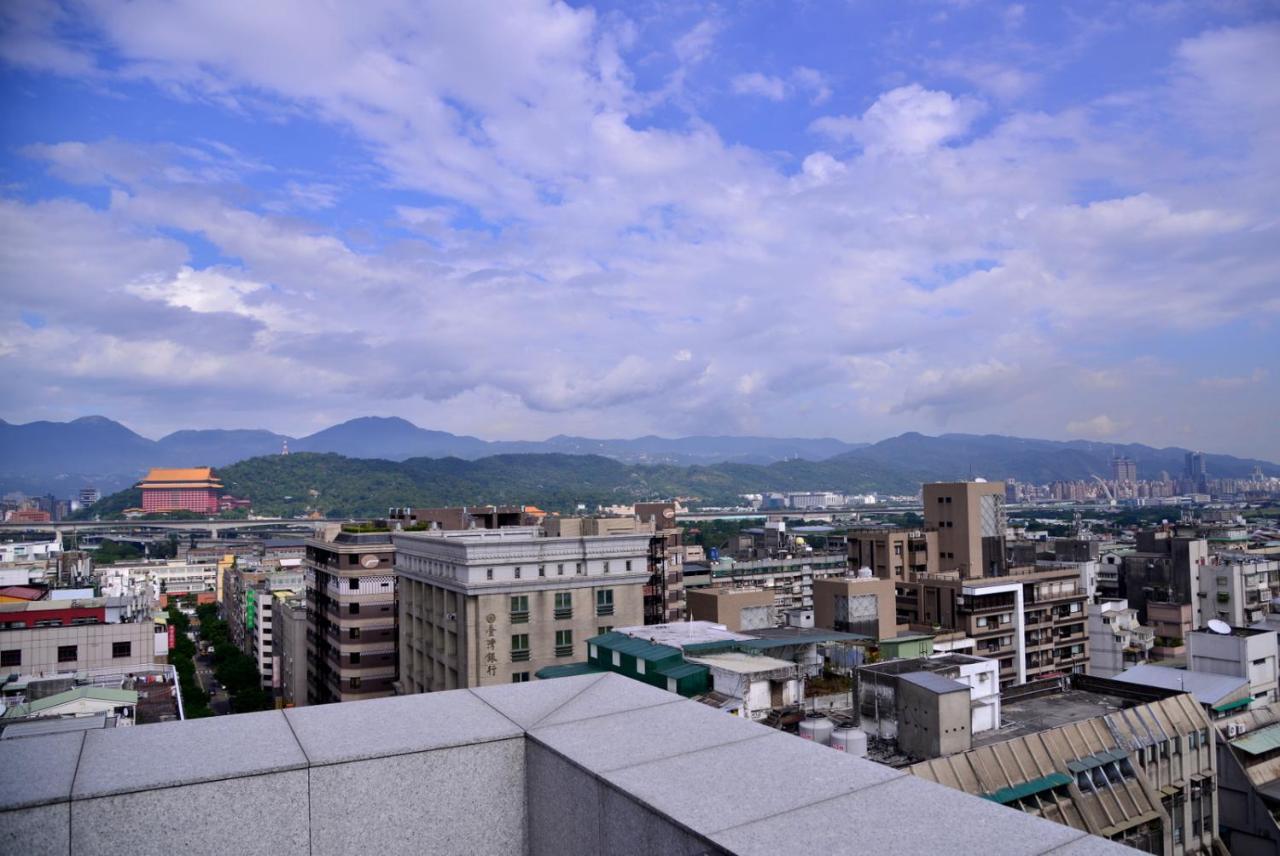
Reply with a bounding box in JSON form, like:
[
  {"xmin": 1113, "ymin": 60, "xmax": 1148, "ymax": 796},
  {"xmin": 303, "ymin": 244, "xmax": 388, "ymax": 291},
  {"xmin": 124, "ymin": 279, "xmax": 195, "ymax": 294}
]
[{"xmin": 1, "ymin": 4, "xmax": 1277, "ymax": 459}]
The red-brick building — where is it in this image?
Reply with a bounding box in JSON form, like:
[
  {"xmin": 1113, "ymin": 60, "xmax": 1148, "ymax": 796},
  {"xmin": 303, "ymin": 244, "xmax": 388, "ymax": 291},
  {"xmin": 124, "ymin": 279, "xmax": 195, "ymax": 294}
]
[{"xmin": 137, "ymin": 468, "xmax": 223, "ymax": 514}]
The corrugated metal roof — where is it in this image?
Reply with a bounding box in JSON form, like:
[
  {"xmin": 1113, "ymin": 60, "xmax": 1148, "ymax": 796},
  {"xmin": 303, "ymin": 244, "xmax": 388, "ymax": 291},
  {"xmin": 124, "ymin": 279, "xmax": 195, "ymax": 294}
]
[
  {"xmin": 1, "ymin": 686, "xmax": 137, "ymax": 720},
  {"xmin": 1232, "ymin": 722, "xmax": 1280, "ymax": 756},
  {"xmin": 589, "ymin": 631, "xmax": 683, "ymax": 663},
  {"xmin": 909, "ymin": 693, "xmax": 1211, "ymax": 840},
  {"xmin": 655, "ymin": 662, "xmax": 707, "ymax": 680}
]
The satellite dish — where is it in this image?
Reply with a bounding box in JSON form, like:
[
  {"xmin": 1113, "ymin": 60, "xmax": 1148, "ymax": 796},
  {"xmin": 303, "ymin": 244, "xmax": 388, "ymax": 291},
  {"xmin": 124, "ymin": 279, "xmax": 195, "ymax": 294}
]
[{"xmin": 1208, "ymin": 619, "xmax": 1232, "ymax": 635}]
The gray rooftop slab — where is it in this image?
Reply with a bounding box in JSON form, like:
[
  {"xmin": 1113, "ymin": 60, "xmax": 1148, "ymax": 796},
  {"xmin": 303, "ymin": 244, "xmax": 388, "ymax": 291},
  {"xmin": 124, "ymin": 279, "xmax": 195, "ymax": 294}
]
[
  {"xmin": 0, "ymin": 731, "xmax": 83, "ymax": 810},
  {"xmin": 0, "ymin": 802, "xmax": 69, "ymax": 856},
  {"xmin": 603, "ymin": 730, "xmax": 905, "ymax": 834},
  {"xmin": 284, "ymin": 688, "xmax": 522, "ymax": 765},
  {"xmin": 535, "ymin": 672, "xmax": 683, "ymax": 727},
  {"xmin": 710, "ymin": 775, "xmax": 1091, "ymax": 856},
  {"xmin": 530, "ymin": 695, "xmax": 769, "ymax": 773},
  {"xmin": 1043, "ymin": 835, "xmax": 1137, "ymax": 855},
  {"xmin": 72, "ymin": 709, "xmax": 306, "ymax": 799},
  {"xmin": 469, "ymin": 673, "xmax": 606, "ymax": 729}
]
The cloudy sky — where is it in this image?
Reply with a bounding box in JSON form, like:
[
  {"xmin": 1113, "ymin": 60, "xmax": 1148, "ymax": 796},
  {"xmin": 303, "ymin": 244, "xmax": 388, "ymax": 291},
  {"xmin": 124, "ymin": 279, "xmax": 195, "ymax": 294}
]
[{"xmin": 1, "ymin": 1, "xmax": 1278, "ymax": 458}]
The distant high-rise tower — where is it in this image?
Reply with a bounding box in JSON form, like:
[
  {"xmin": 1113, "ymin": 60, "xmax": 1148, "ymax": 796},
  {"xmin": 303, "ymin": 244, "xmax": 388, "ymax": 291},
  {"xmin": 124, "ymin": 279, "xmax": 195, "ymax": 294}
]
[
  {"xmin": 1184, "ymin": 451, "xmax": 1207, "ymax": 491},
  {"xmin": 1111, "ymin": 454, "xmax": 1137, "ymax": 483}
]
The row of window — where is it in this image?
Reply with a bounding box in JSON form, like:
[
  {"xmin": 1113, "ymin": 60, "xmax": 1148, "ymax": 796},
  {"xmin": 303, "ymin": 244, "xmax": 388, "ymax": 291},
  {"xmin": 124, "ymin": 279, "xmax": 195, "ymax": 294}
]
[
  {"xmin": 0, "ymin": 641, "xmax": 134, "ymax": 668},
  {"xmin": 510, "ymin": 590, "xmax": 614, "ymax": 622},
  {"xmin": 485, "ymin": 561, "xmax": 633, "ymax": 581},
  {"xmin": 509, "ymin": 627, "xmax": 613, "ymax": 661}
]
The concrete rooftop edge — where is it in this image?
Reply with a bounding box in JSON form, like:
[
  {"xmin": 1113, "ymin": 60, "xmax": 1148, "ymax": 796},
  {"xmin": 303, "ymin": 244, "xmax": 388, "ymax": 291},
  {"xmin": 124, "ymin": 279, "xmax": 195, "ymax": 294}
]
[{"xmin": 0, "ymin": 673, "xmax": 1137, "ymax": 855}]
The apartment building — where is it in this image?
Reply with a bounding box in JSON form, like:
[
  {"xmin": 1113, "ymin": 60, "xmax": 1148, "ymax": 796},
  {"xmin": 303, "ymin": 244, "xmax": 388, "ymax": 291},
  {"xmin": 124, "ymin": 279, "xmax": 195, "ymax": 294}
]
[
  {"xmin": 394, "ymin": 521, "xmax": 649, "ymax": 691},
  {"xmin": 304, "ymin": 530, "xmax": 398, "ymax": 703},
  {"xmin": 1088, "ymin": 599, "xmax": 1155, "ymax": 678},
  {"xmin": 923, "ymin": 481, "xmax": 1007, "ymax": 578},
  {"xmin": 635, "ymin": 502, "xmax": 686, "ymax": 624},
  {"xmin": 897, "ymin": 565, "xmax": 1089, "ymax": 688},
  {"xmin": 847, "ymin": 526, "xmax": 938, "ymax": 582},
  {"xmin": 1120, "ymin": 530, "xmax": 1210, "ymax": 624},
  {"xmin": 1197, "ymin": 553, "xmax": 1280, "ymax": 629},
  {"xmin": 272, "ymin": 591, "xmax": 307, "ymax": 707}
]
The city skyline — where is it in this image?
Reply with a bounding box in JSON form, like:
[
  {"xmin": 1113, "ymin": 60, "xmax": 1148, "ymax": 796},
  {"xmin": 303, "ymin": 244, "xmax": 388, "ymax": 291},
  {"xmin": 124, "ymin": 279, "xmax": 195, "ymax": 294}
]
[{"xmin": 2, "ymin": 2, "xmax": 1278, "ymax": 459}]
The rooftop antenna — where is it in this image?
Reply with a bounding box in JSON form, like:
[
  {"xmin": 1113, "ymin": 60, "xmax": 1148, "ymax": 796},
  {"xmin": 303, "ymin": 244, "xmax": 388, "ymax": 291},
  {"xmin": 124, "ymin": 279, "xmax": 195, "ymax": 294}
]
[{"xmin": 281, "ymin": 439, "xmax": 290, "ymax": 456}]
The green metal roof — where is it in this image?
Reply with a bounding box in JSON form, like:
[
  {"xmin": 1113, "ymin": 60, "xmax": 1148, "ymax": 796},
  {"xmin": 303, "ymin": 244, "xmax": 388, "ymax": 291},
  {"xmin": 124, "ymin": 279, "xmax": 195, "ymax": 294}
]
[
  {"xmin": 1212, "ymin": 696, "xmax": 1254, "ymax": 713},
  {"xmin": 982, "ymin": 772, "xmax": 1072, "ymax": 805},
  {"xmin": 1, "ymin": 686, "xmax": 137, "ymax": 719},
  {"xmin": 534, "ymin": 663, "xmax": 604, "ymax": 680},
  {"xmin": 588, "ymin": 631, "xmax": 683, "ymax": 663},
  {"xmin": 655, "ymin": 662, "xmax": 707, "ymax": 680},
  {"xmin": 1231, "ymin": 722, "xmax": 1280, "ymax": 756}
]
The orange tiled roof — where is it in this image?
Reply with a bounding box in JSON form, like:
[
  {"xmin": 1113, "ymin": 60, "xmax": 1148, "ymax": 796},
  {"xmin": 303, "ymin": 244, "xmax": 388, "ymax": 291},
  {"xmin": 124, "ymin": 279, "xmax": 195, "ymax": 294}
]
[{"xmin": 141, "ymin": 467, "xmax": 217, "ymax": 482}]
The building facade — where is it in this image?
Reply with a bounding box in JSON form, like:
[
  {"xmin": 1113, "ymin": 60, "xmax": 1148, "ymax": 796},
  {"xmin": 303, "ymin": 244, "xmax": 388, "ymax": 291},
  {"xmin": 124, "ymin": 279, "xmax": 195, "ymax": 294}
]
[
  {"xmin": 304, "ymin": 530, "xmax": 398, "ymax": 703},
  {"xmin": 395, "ymin": 523, "xmax": 649, "ymax": 691},
  {"xmin": 923, "ymin": 481, "xmax": 1007, "ymax": 578},
  {"xmin": 136, "ymin": 467, "xmax": 223, "ymax": 515},
  {"xmin": 847, "ymin": 526, "xmax": 938, "ymax": 582},
  {"xmin": 1088, "ymin": 599, "xmax": 1155, "ymax": 679},
  {"xmin": 897, "ymin": 565, "xmax": 1089, "ymax": 688}
]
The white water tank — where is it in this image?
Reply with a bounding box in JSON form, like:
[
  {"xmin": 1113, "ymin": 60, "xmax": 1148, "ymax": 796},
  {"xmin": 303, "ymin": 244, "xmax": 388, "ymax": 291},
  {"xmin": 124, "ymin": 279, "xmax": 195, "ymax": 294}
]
[
  {"xmin": 857, "ymin": 566, "xmax": 873, "ymax": 579},
  {"xmin": 798, "ymin": 716, "xmax": 834, "ymax": 746},
  {"xmin": 830, "ymin": 726, "xmax": 867, "ymax": 757}
]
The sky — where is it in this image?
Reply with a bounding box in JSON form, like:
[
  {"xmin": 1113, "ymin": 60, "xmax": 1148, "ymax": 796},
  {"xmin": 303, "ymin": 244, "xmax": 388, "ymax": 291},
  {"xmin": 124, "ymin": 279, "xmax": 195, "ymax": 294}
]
[{"xmin": 1, "ymin": 1, "xmax": 1278, "ymax": 459}]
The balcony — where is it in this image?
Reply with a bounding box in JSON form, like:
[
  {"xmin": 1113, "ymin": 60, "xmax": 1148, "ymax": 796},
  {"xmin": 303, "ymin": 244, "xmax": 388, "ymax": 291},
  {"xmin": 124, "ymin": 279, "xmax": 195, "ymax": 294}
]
[
  {"xmin": 596, "ymin": 605, "xmax": 615, "ymax": 617},
  {"xmin": 510, "ymin": 611, "xmax": 529, "ymax": 624},
  {"xmin": 554, "ymin": 608, "xmax": 573, "ymax": 620},
  {"xmin": 511, "ymin": 650, "xmax": 530, "ymax": 662},
  {"xmin": 554, "ymin": 645, "xmax": 573, "ymax": 658},
  {"xmin": 0, "ymin": 673, "xmax": 1135, "ymax": 856}
]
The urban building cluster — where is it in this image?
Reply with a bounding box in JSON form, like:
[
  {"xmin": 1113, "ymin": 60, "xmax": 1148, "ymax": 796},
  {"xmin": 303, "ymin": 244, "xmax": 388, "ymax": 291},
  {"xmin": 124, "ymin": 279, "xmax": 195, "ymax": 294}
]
[
  {"xmin": 1004, "ymin": 455, "xmax": 1280, "ymax": 506},
  {"xmin": 4, "ymin": 472, "xmax": 1280, "ymax": 855}
]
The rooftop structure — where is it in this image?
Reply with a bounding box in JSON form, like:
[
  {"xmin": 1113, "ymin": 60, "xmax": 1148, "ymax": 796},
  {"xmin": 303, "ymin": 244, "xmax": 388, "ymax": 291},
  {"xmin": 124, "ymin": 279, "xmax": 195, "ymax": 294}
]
[
  {"xmin": 1113, "ymin": 664, "xmax": 1252, "ymax": 715},
  {"xmin": 0, "ymin": 672, "xmax": 1135, "ymax": 855},
  {"xmin": 911, "ymin": 692, "xmax": 1218, "ymax": 854}
]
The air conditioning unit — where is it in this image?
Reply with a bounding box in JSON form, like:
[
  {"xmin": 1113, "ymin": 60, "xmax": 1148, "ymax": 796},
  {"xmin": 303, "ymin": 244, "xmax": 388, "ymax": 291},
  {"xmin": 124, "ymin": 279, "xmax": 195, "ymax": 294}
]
[{"xmin": 1227, "ymin": 724, "xmax": 1240, "ymax": 737}]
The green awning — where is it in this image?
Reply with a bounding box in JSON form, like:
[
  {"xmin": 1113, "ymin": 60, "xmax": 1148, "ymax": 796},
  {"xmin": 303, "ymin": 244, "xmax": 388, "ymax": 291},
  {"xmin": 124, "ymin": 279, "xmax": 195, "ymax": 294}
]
[
  {"xmin": 982, "ymin": 773, "xmax": 1072, "ymax": 805},
  {"xmin": 1212, "ymin": 696, "xmax": 1254, "ymax": 713}
]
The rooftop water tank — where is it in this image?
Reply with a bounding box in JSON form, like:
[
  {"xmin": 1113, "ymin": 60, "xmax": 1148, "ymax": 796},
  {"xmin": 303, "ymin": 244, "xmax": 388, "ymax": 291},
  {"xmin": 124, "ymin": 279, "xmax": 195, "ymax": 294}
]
[
  {"xmin": 830, "ymin": 726, "xmax": 867, "ymax": 758},
  {"xmin": 798, "ymin": 716, "xmax": 834, "ymax": 746}
]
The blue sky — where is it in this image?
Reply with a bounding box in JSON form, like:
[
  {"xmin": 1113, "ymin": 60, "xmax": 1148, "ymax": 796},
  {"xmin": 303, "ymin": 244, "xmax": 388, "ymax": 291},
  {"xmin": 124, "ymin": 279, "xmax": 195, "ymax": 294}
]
[{"xmin": 1, "ymin": 0, "xmax": 1277, "ymax": 459}]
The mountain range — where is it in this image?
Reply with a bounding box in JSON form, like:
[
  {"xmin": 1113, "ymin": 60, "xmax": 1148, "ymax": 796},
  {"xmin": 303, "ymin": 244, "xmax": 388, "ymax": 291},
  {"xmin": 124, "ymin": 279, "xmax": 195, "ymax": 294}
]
[{"xmin": 2, "ymin": 415, "xmax": 1277, "ymax": 499}]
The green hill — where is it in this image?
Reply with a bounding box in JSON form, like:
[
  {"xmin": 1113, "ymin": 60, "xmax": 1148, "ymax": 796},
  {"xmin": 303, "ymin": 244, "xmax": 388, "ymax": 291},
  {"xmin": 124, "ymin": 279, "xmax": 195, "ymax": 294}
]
[{"xmin": 82, "ymin": 451, "xmax": 925, "ymax": 519}]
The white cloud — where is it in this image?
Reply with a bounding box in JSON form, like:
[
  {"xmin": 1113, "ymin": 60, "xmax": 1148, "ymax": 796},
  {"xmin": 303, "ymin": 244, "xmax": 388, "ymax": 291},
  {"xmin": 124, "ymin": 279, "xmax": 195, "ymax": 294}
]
[
  {"xmin": 731, "ymin": 72, "xmax": 787, "ymax": 101},
  {"xmin": 732, "ymin": 67, "xmax": 832, "ymax": 104},
  {"xmin": 811, "ymin": 84, "xmax": 985, "ymax": 155}
]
